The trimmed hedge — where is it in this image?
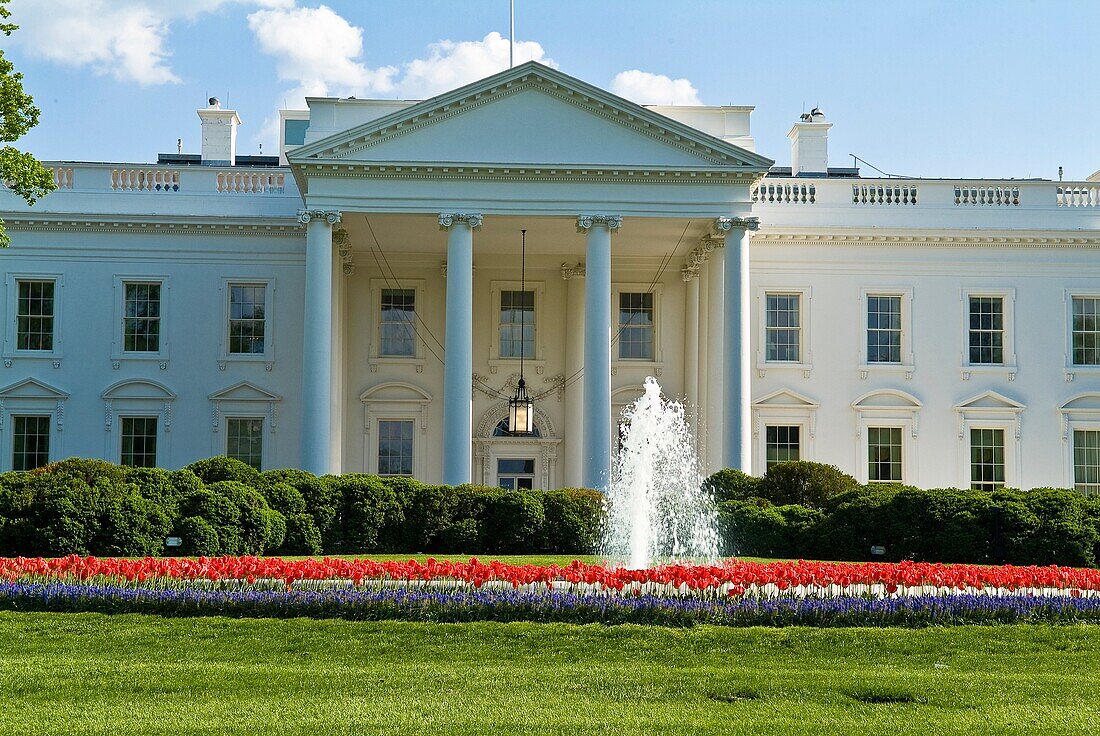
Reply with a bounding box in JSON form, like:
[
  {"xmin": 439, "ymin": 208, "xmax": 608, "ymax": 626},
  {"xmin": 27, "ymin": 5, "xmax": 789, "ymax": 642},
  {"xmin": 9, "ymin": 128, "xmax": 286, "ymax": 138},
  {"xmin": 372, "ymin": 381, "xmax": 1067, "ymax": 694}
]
[{"xmin": 0, "ymin": 457, "xmax": 604, "ymax": 557}]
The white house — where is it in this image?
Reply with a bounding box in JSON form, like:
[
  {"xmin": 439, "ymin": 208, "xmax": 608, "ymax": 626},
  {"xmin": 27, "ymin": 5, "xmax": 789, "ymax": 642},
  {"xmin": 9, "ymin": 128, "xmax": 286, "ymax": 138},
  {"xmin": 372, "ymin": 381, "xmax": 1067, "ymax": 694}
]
[{"xmin": 1, "ymin": 62, "xmax": 1098, "ymax": 494}]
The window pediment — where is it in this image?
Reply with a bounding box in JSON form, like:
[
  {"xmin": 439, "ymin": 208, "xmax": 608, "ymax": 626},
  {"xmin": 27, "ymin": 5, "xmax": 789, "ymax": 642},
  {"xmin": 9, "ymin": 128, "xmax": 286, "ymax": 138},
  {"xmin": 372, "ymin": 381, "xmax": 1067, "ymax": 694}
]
[
  {"xmin": 0, "ymin": 378, "xmax": 68, "ymax": 400},
  {"xmin": 954, "ymin": 390, "xmax": 1025, "ymax": 412},
  {"xmin": 752, "ymin": 389, "xmax": 820, "ymax": 409},
  {"xmin": 851, "ymin": 389, "xmax": 922, "ymax": 410},
  {"xmin": 101, "ymin": 379, "xmax": 175, "ymax": 401},
  {"xmin": 209, "ymin": 381, "xmax": 282, "ymax": 403}
]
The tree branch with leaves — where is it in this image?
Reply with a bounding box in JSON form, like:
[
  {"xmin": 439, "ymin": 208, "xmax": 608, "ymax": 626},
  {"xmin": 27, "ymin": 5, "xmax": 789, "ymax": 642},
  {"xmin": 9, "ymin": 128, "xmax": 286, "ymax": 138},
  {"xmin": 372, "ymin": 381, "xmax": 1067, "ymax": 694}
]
[{"xmin": 0, "ymin": 0, "xmax": 56, "ymax": 247}]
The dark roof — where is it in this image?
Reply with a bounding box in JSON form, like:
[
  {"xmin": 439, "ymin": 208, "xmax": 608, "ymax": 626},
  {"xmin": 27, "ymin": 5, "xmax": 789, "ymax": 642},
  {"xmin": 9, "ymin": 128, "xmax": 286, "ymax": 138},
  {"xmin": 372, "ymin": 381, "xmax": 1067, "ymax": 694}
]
[
  {"xmin": 766, "ymin": 166, "xmax": 861, "ymax": 178},
  {"xmin": 156, "ymin": 153, "xmax": 282, "ymax": 168}
]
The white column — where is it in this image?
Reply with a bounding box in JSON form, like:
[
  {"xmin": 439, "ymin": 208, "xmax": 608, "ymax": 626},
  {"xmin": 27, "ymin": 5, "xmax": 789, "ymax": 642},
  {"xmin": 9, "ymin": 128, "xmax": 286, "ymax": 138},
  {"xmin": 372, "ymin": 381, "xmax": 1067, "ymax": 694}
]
[
  {"xmin": 577, "ymin": 215, "xmax": 621, "ymax": 491},
  {"xmin": 705, "ymin": 240, "xmax": 725, "ymax": 473},
  {"xmin": 683, "ymin": 269, "xmax": 700, "ymax": 432},
  {"xmin": 562, "ymin": 262, "xmax": 586, "ymax": 489},
  {"xmin": 717, "ymin": 216, "xmax": 759, "ymax": 472},
  {"xmin": 696, "ymin": 262, "xmax": 709, "ymax": 467},
  {"xmin": 439, "ymin": 213, "xmax": 481, "ymax": 485},
  {"xmin": 298, "ymin": 208, "xmax": 341, "ymax": 475}
]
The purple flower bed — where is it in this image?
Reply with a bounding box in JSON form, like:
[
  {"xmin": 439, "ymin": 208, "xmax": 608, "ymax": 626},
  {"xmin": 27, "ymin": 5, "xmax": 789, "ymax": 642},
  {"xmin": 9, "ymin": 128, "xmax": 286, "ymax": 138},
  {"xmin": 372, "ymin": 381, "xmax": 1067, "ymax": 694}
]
[{"xmin": 3, "ymin": 581, "xmax": 1100, "ymax": 627}]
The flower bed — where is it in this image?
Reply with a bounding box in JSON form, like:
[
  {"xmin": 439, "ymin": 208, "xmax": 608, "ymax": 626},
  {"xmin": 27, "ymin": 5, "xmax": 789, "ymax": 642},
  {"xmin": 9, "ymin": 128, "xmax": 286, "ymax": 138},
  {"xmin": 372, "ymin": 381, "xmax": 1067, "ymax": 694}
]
[{"xmin": 3, "ymin": 556, "xmax": 1100, "ymax": 627}]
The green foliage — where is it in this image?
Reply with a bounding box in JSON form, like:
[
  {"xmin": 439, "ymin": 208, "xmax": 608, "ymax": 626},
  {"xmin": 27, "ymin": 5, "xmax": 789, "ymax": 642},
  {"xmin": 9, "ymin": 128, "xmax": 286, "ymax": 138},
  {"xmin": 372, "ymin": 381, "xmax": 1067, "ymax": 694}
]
[
  {"xmin": 757, "ymin": 461, "xmax": 860, "ymax": 509},
  {"xmin": 0, "ymin": 0, "xmax": 57, "ymax": 247},
  {"xmin": 282, "ymin": 513, "xmax": 322, "ymax": 555},
  {"xmin": 542, "ymin": 489, "xmax": 603, "ymax": 554},
  {"xmin": 703, "ymin": 468, "xmax": 763, "ymax": 503},
  {"xmin": 186, "ymin": 456, "xmax": 261, "ymax": 487},
  {"xmin": 379, "ymin": 481, "xmax": 457, "ymax": 552},
  {"xmin": 329, "ymin": 474, "xmax": 403, "ymax": 553},
  {"xmin": 175, "ymin": 516, "xmax": 220, "ymax": 557},
  {"xmin": 261, "ymin": 469, "xmax": 338, "ymax": 547}
]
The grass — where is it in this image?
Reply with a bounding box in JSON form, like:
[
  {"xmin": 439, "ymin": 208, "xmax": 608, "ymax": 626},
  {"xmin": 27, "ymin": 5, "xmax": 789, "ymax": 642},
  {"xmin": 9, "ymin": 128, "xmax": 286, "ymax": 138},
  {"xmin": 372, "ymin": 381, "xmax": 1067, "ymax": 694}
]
[{"xmin": 2, "ymin": 613, "xmax": 1100, "ymax": 735}]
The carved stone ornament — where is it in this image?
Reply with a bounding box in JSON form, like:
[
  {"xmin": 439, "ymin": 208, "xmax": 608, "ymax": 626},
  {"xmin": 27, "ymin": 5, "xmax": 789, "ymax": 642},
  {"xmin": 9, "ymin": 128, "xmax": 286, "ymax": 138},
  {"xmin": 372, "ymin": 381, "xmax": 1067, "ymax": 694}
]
[
  {"xmin": 575, "ymin": 215, "xmax": 622, "ymax": 232},
  {"xmin": 681, "ymin": 236, "xmax": 721, "ymax": 279},
  {"xmin": 438, "ymin": 213, "xmax": 484, "ymax": 230},
  {"xmin": 296, "ymin": 209, "xmax": 342, "ymax": 226},
  {"xmin": 713, "ymin": 216, "xmax": 760, "ymax": 234},
  {"xmin": 334, "ymin": 228, "xmax": 355, "ymax": 275},
  {"xmin": 560, "ymin": 262, "xmax": 586, "ymax": 280}
]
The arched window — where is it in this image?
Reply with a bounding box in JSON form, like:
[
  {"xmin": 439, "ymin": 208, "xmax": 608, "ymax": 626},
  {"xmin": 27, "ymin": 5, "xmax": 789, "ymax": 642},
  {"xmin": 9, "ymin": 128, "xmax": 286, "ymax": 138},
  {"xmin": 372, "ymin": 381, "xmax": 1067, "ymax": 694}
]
[{"xmin": 493, "ymin": 417, "xmax": 541, "ymax": 438}]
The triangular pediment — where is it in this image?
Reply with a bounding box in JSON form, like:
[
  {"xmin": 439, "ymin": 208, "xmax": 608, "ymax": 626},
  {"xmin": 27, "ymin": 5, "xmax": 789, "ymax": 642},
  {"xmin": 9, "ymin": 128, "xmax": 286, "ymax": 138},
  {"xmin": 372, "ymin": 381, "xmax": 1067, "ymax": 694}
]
[
  {"xmin": 101, "ymin": 379, "xmax": 175, "ymax": 400},
  {"xmin": 852, "ymin": 389, "xmax": 922, "ymax": 409},
  {"xmin": 290, "ymin": 62, "xmax": 772, "ymax": 172},
  {"xmin": 955, "ymin": 391, "xmax": 1025, "ymax": 411},
  {"xmin": 209, "ymin": 381, "xmax": 282, "ymax": 403},
  {"xmin": 753, "ymin": 389, "xmax": 820, "ymax": 408},
  {"xmin": 0, "ymin": 378, "xmax": 68, "ymax": 399}
]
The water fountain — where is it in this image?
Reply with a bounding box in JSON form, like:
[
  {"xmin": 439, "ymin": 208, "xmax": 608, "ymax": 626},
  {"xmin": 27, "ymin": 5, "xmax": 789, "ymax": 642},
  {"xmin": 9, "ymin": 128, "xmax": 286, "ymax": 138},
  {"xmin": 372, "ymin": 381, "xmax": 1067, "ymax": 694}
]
[{"xmin": 602, "ymin": 376, "xmax": 720, "ymax": 569}]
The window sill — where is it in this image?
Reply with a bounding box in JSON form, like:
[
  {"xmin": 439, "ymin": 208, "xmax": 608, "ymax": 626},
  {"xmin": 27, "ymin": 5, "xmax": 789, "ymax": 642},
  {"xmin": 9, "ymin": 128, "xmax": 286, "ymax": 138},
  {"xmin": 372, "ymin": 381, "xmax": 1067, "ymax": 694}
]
[
  {"xmin": 858, "ymin": 363, "xmax": 914, "ymax": 380},
  {"xmin": 757, "ymin": 361, "xmax": 813, "ymax": 378},
  {"xmin": 217, "ymin": 354, "xmax": 274, "ymax": 372},
  {"xmin": 612, "ymin": 360, "xmax": 664, "ymax": 377},
  {"xmin": 2, "ymin": 351, "xmax": 65, "ymax": 368},
  {"xmin": 111, "ymin": 354, "xmax": 170, "ymax": 370},
  {"xmin": 1066, "ymin": 365, "xmax": 1100, "ymax": 382},
  {"xmin": 369, "ymin": 356, "xmax": 426, "ymax": 374},
  {"xmin": 488, "ymin": 358, "xmax": 545, "ymax": 375},
  {"xmin": 960, "ymin": 364, "xmax": 1017, "ymax": 381}
]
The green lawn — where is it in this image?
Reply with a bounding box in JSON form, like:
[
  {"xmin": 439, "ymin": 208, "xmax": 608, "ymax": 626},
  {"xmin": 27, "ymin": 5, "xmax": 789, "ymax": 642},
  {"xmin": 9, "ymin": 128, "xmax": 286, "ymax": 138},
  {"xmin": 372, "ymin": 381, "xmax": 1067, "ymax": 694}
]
[{"xmin": 1, "ymin": 613, "xmax": 1099, "ymax": 735}]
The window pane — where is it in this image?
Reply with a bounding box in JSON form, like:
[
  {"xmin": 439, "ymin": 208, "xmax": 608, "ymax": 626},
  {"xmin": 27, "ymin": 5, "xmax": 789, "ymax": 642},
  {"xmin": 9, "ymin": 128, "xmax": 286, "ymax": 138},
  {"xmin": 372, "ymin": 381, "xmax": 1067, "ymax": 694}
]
[
  {"xmin": 970, "ymin": 427, "xmax": 1005, "ymax": 491},
  {"xmin": 12, "ymin": 415, "xmax": 50, "ymax": 471},
  {"xmin": 380, "ymin": 288, "xmax": 416, "ymax": 357},
  {"xmin": 866, "ymin": 295, "xmax": 902, "ymax": 363},
  {"xmin": 1074, "ymin": 429, "xmax": 1100, "ymax": 495},
  {"xmin": 378, "ymin": 419, "xmax": 414, "ymax": 475},
  {"xmin": 121, "ymin": 417, "xmax": 158, "ymax": 468},
  {"xmin": 16, "ymin": 280, "xmax": 55, "ymax": 351},
  {"xmin": 496, "ymin": 457, "xmax": 536, "ymax": 490},
  {"xmin": 226, "ymin": 417, "xmax": 264, "ymax": 471},
  {"xmin": 228, "ymin": 284, "xmax": 266, "ymax": 354},
  {"xmin": 123, "ymin": 282, "xmax": 161, "ymax": 352},
  {"xmin": 618, "ymin": 292, "xmax": 654, "ymax": 360},
  {"xmin": 968, "ymin": 296, "xmax": 1004, "ymax": 365},
  {"xmin": 499, "ymin": 290, "xmax": 535, "ymax": 359},
  {"xmin": 765, "ymin": 425, "xmax": 800, "ymax": 470},
  {"xmin": 1072, "ymin": 297, "xmax": 1100, "ymax": 367},
  {"xmin": 867, "ymin": 426, "xmax": 903, "ymax": 483},
  {"xmin": 765, "ymin": 293, "xmax": 801, "ymax": 362}
]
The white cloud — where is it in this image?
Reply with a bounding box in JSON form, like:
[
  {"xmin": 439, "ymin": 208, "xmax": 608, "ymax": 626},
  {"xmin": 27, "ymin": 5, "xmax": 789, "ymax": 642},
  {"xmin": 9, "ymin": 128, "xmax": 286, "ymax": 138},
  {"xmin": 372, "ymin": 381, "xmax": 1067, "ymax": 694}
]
[
  {"xmin": 397, "ymin": 32, "xmax": 554, "ymax": 99},
  {"xmin": 610, "ymin": 70, "xmax": 702, "ymax": 106},
  {"xmin": 8, "ymin": 0, "xmax": 292, "ymax": 86}
]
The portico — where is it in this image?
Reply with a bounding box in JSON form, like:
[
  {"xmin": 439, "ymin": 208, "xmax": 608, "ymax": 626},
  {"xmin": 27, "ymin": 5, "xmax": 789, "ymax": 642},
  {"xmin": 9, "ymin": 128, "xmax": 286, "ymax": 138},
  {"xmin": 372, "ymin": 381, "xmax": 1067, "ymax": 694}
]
[{"xmin": 286, "ymin": 62, "xmax": 771, "ymax": 485}]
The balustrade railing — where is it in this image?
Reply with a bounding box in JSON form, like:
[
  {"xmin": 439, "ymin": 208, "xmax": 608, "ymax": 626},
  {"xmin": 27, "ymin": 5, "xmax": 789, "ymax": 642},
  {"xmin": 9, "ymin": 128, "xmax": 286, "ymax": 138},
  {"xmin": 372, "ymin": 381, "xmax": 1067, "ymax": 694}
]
[
  {"xmin": 752, "ymin": 181, "xmax": 816, "ymax": 204},
  {"xmin": 852, "ymin": 183, "xmax": 918, "ymax": 205},
  {"xmin": 955, "ymin": 185, "xmax": 1019, "ymax": 206},
  {"xmin": 216, "ymin": 171, "xmax": 285, "ymax": 194},
  {"xmin": 51, "ymin": 166, "xmax": 74, "ymax": 189},
  {"xmin": 1057, "ymin": 185, "xmax": 1100, "ymax": 208},
  {"xmin": 112, "ymin": 168, "xmax": 180, "ymax": 192}
]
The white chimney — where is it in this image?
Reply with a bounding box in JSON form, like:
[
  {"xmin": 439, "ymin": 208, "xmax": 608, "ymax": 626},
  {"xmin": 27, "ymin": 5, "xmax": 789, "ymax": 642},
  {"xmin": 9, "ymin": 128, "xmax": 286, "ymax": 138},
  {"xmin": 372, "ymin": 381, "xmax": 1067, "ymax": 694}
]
[
  {"xmin": 788, "ymin": 108, "xmax": 831, "ymax": 177},
  {"xmin": 197, "ymin": 97, "xmax": 241, "ymax": 166}
]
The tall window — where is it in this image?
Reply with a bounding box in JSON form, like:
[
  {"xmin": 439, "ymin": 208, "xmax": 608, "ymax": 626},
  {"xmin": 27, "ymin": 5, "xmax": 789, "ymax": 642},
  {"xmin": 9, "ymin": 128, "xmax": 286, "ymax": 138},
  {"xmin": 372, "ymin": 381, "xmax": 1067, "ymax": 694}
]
[
  {"xmin": 121, "ymin": 417, "xmax": 158, "ymax": 468},
  {"xmin": 497, "ymin": 458, "xmax": 535, "ymax": 490},
  {"xmin": 1074, "ymin": 429, "xmax": 1100, "ymax": 495},
  {"xmin": 866, "ymin": 295, "xmax": 902, "ymax": 364},
  {"xmin": 970, "ymin": 428, "xmax": 1005, "ymax": 491},
  {"xmin": 499, "ymin": 290, "xmax": 535, "ymax": 359},
  {"xmin": 765, "ymin": 425, "xmax": 800, "ymax": 470},
  {"xmin": 1072, "ymin": 297, "xmax": 1099, "ymax": 366},
  {"xmin": 618, "ymin": 292, "xmax": 654, "ymax": 360},
  {"xmin": 867, "ymin": 427, "xmax": 903, "ymax": 483},
  {"xmin": 226, "ymin": 418, "xmax": 263, "ymax": 471},
  {"xmin": 12, "ymin": 415, "xmax": 49, "ymax": 471},
  {"xmin": 123, "ymin": 282, "xmax": 161, "ymax": 352},
  {"xmin": 16, "ymin": 280, "xmax": 54, "ymax": 351},
  {"xmin": 228, "ymin": 284, "xmax": 266, "ymax": 355},
  {"xmin": 377, "ymin": 419, "xmax": 414, "ymax": 476},
  {"xmin": 380, "ymin": 288, "xmax": 416, "ymax": 357},
  {"xmin": 968, "ymin": 296, "xmax": 1004, "ymax": 365},
  {"xmin": 765, "ymin": 293, "xmax": 801, "ymax": 362}
]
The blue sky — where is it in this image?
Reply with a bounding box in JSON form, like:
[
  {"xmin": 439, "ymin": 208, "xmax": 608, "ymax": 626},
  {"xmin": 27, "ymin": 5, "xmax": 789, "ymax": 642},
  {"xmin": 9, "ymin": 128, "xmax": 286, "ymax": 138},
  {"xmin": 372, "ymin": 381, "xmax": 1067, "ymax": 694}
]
[{"xmin": 6, "ymin": 0, "xmax": 1100, "ymax": 180}]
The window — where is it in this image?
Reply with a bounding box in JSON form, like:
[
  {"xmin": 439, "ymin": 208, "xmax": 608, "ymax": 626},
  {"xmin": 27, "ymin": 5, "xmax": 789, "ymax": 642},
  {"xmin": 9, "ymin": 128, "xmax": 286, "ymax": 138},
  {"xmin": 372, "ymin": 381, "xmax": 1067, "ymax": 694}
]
[
  {"xmin": 16, "ymin": 280, "xmax": 54, "ymax": 351},
  {"xmin": 380, "ymin": 288, "xmax": 416, "ymax": 357},
  {"xmin": 226, "ymin": 418, "xmax": 263, "ymax": 471},
  {"xmin": 866, "ymin": 295, "xmax": 902, "ymax": 364},
  {"xmin": 765, "ymin": 425, "xmax": 800, "ymax": 470},
  {"xmin": 493, "ymin": 417, "xmax": 541, "ymax": 438},
  {"xmin": 12, "ymin": 415, "xmax": 49, "ymax": 471},
  {"xmin": 228, "ymin": 284, "xmax": 266, "ymax": 355},
  {"xmin": 121, "ymin": 417, "xmax": 158, "ymax": 468},
  {"xmin": 765, "ymin": 293, "xmax": 801, "ymax": 362},
  {"xmin": 867, "ymin": 427, "xmax": 903, "ymax": 483},
  {"xmin": 1072, "ymin": 297, "xmax": 1100, "ymax": 367},
  {"xmin": 970, "ymin": 428, "xmax": 1005, "ymax": 491},
  {"xmin": 1074, "ymin": 429, "xmax": 1100, "ymax": 495},
  {"xmin": 123, "ymin": 282, "xmax": 161, "ymax": 352},
  {"xmin": 499, "ymin": 290, "xmax": 535, "ymax": 359},
  {"xmin": 618, "ymin": 292, "xmax": 654, "ymax": 360},
  {"xmin": 377, "ymin": 419, "xmax": 414, "ymax": 476},
  {"xmin": 968, "ymin": 296, "xmax": 1004, "ymax": 365},
  {"xmin": 497, "ymin": 458, "xmax": 535, "ymax": 490}
]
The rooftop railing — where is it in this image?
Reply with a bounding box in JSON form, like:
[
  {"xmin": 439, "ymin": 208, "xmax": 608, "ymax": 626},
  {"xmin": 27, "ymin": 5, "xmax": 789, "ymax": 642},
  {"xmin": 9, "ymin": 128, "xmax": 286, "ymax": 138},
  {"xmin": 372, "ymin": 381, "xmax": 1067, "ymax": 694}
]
[{"xmin": 7, "ymin": 163, "xmax": 291, "ymax": 196}]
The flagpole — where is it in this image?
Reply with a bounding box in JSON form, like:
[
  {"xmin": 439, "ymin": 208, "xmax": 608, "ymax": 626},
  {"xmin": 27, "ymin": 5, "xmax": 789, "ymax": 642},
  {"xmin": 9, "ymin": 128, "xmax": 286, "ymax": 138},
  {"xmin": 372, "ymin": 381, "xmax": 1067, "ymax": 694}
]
[{"xmin": 509, "ymin": 0, "xmax": 515, "ymax": 67}]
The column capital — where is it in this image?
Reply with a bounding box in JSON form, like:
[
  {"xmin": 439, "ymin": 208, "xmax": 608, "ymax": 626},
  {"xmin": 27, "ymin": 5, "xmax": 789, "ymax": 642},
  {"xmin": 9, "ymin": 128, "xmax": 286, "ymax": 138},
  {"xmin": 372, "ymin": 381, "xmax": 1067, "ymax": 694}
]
[
  {"xmin": 438, "ymin": 213, "xmax": 483, "ymax": 230},
  {"xmin": 713, "ymin": 216, "xmax": 760, "ymax": 234},
  {"xmin": 560, "ymin": 262, "xmax": 586, "ymax": 280},
  {"xmin": 296, "ymin": 208, "xmax": 341, "ymax": 225},
  {"xmin": 576, "ymin": 214, "xmax": 622, "ymax": 232}
]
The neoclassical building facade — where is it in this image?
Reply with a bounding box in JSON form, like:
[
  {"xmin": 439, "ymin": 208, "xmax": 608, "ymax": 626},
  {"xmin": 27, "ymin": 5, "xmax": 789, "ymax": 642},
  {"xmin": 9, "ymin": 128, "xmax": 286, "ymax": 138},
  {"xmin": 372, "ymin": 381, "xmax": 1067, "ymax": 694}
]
[{"xmin": 1, "ymin": 62, "xmax": 1099, "ymax": 493}]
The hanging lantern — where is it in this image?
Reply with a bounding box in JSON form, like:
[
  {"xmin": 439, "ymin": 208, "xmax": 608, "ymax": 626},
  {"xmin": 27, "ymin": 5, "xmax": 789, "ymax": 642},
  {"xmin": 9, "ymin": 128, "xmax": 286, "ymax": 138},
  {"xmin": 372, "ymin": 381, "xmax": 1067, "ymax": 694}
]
[{"xmin": 508, "ymin": 228, "xmax": 535, "ymax": 436}]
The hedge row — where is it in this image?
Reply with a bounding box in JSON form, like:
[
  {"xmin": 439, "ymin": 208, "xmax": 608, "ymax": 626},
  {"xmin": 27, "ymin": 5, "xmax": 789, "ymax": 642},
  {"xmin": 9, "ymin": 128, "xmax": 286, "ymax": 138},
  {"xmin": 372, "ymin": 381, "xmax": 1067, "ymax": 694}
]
[
  {"xmin": 0, "ymin": 457, "xmax": 603, "ymax": 558},
  {"xmin": 706, "ymin": 462, "xmax": 1100, "ymax": 567}
]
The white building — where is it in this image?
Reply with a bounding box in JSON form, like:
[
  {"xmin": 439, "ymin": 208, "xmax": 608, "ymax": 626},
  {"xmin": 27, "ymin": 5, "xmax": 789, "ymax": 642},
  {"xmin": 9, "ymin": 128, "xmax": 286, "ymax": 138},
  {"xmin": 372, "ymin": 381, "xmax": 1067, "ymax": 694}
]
[{"xmin": 1, "ymin": 62, "xmax": 1099, "ymax": 493}]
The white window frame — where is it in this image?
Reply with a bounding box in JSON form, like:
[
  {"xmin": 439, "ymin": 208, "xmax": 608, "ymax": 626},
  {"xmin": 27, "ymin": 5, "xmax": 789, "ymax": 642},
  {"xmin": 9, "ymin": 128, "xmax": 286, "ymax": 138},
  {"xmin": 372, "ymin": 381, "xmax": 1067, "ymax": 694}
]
[
  {"xmin": 368, "ymin": 278, "xmax": 426, "ymax": 373},
  {"xmin": 756, "ymin": 286, "xmax": 813, "ymax": 377},
  {"xmin": 118, "ymin": 415, "xmax": 160, "ymax": 468},
  {"xmin": 361, "ymin": 382, "xmax": 431, "ymax": 476},
  {"xmin": 489, "ymin": 279, "xmax": 545, "ymax": 375},
  {"xmin": 102, "ymin": 379, "xmax": 175, "ymax": 467},
  {"xmin": 223, "ymin": 416, "xmax": 266, "ymax": 471},
  {"xmin": 960, "ymin": 287, "xmax": 1016, "ymax": 380},
  {"xmin": 1060, "ymin": 393, "xmax": 1100, "ymax": 491},
  {"xmin": 1065, "ymin": 291, "xmax": 1100, "ymax": 380},
  {"xmin": 209, "ymin": 381, "xmax": 282, "ymax": 470},
  {"xmin": 371, "ymin": 417, "xmax": 418, "ymax": 477},
  {"xmin": 751, "ymin": 390, "xmax": 819, "ymax": 475},
  {"xmin": 858, "ymin": 287, "xmax": 914, "ymax": 379},
  {"xmin": 219, "ymin": 277, "xmax": 275, "ymax": 368},
  {"xmin": 0, "ymin": 378, "xmax": 68, "ymax": 472},
  {"xmin": 954, "ymin": 391, "xmax": 1024, "ymax": 490},
  {"xmin": 493, "ymin": 453, "xmax": 539, "ymax": 490},
  {"xmin": 613, "ymin": 283, "xmax": 663, "ymax": 373},
  {"xmin": 3, "ymin": 273, "xmax": 64, "ymax": 365},
  {"xmin": 111, "ymin": 275, "xmax": 170, "ymax": 366},
  {"xmin": 852, "ymin": 389, "xmax": 922, "ymax": 485}
]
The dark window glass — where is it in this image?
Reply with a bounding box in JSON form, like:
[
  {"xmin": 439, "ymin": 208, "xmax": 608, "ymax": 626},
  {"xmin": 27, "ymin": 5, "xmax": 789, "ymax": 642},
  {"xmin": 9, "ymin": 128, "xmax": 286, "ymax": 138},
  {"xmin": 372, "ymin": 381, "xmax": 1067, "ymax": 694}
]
[
  {"xmin": 378, "ymin": 419, "xmax": 414, "ymax": 475},
  {"xmin": 226, "ymin": 417, "xmax": 263, "ymax": 471},
  {"xmin": 970, "ymin": 428, "xmax": 1005, "ymax": 491},
  {"xmin": 765, "ymin": 293, "xmax": 801, "ymax": 362},
  {"xmin": 229, "ymin": 284, "xmax": 266, "ymax": 355},
  {"xmin": 123, "ymin": 282, "xmax": 161, "ymax": 352},
  {"xmin": 765, "ymin": 425, "xmax": 800, "ymax": 470},
  {"xmin": 1072, "ymin": 297, "xmax": 1099, "ymax": 366},
  {"xmin": 866, "ymin": 295, "xmax": 902, "ymax": 363},
  {"xmin": 618, "ymin": 292, "xmax": 654, "ymax": 360},
  {"xmin": 121, "ymin": 417, "xmax": 158, "ymax": 468},
  {"xmin": 968, "ymin": 296, "xmax": 1004, "ymax": 365},
  {"xmin": 867, "ymin": 426, "xmax": 903, "ymax": 483},
  {"xmin": 12, "ymin": 415, "xmax": 50, "ymax": 471},
  {"xmin": 16, "ymin": 280, "xmax": 54, "ymax": 351},
  {"xmin": 499, "ymin": 290, "xmax": 535, "ymax": 359},
  {"xmin": 380, "ymin": 288, "xmax": 416, "ymax": 357}
]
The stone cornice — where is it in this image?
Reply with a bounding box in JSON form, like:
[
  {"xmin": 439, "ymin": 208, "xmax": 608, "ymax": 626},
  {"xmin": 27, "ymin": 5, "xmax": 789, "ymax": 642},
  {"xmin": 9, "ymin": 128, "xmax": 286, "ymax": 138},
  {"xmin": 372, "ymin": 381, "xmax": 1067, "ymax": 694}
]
[
  {"xmin": 754, "ymin": 231, "xmax": 1100, "ymax": 248},
  {"xmin": 3, "ymin": 215, "xmax": 302, "ymax": 237},
  {"xmin": 576, "ymin": 215, "xmax": 622, "ymax": 232}
]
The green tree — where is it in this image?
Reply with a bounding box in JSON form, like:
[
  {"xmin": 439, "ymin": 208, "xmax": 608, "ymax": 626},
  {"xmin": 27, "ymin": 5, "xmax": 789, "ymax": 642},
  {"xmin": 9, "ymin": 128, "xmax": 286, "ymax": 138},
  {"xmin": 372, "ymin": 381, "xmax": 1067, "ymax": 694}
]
[{"xmin": 0, "ymin": 0, "xmax": 55, "ymax": 247}]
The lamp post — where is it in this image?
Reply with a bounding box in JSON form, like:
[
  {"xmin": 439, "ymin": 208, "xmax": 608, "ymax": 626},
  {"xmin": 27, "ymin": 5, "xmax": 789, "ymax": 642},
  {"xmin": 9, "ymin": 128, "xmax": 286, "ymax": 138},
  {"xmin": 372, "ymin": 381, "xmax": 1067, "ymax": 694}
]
[{"xmin": 508, "ymin": 229, "xmax": 534, "ymax": 435}]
